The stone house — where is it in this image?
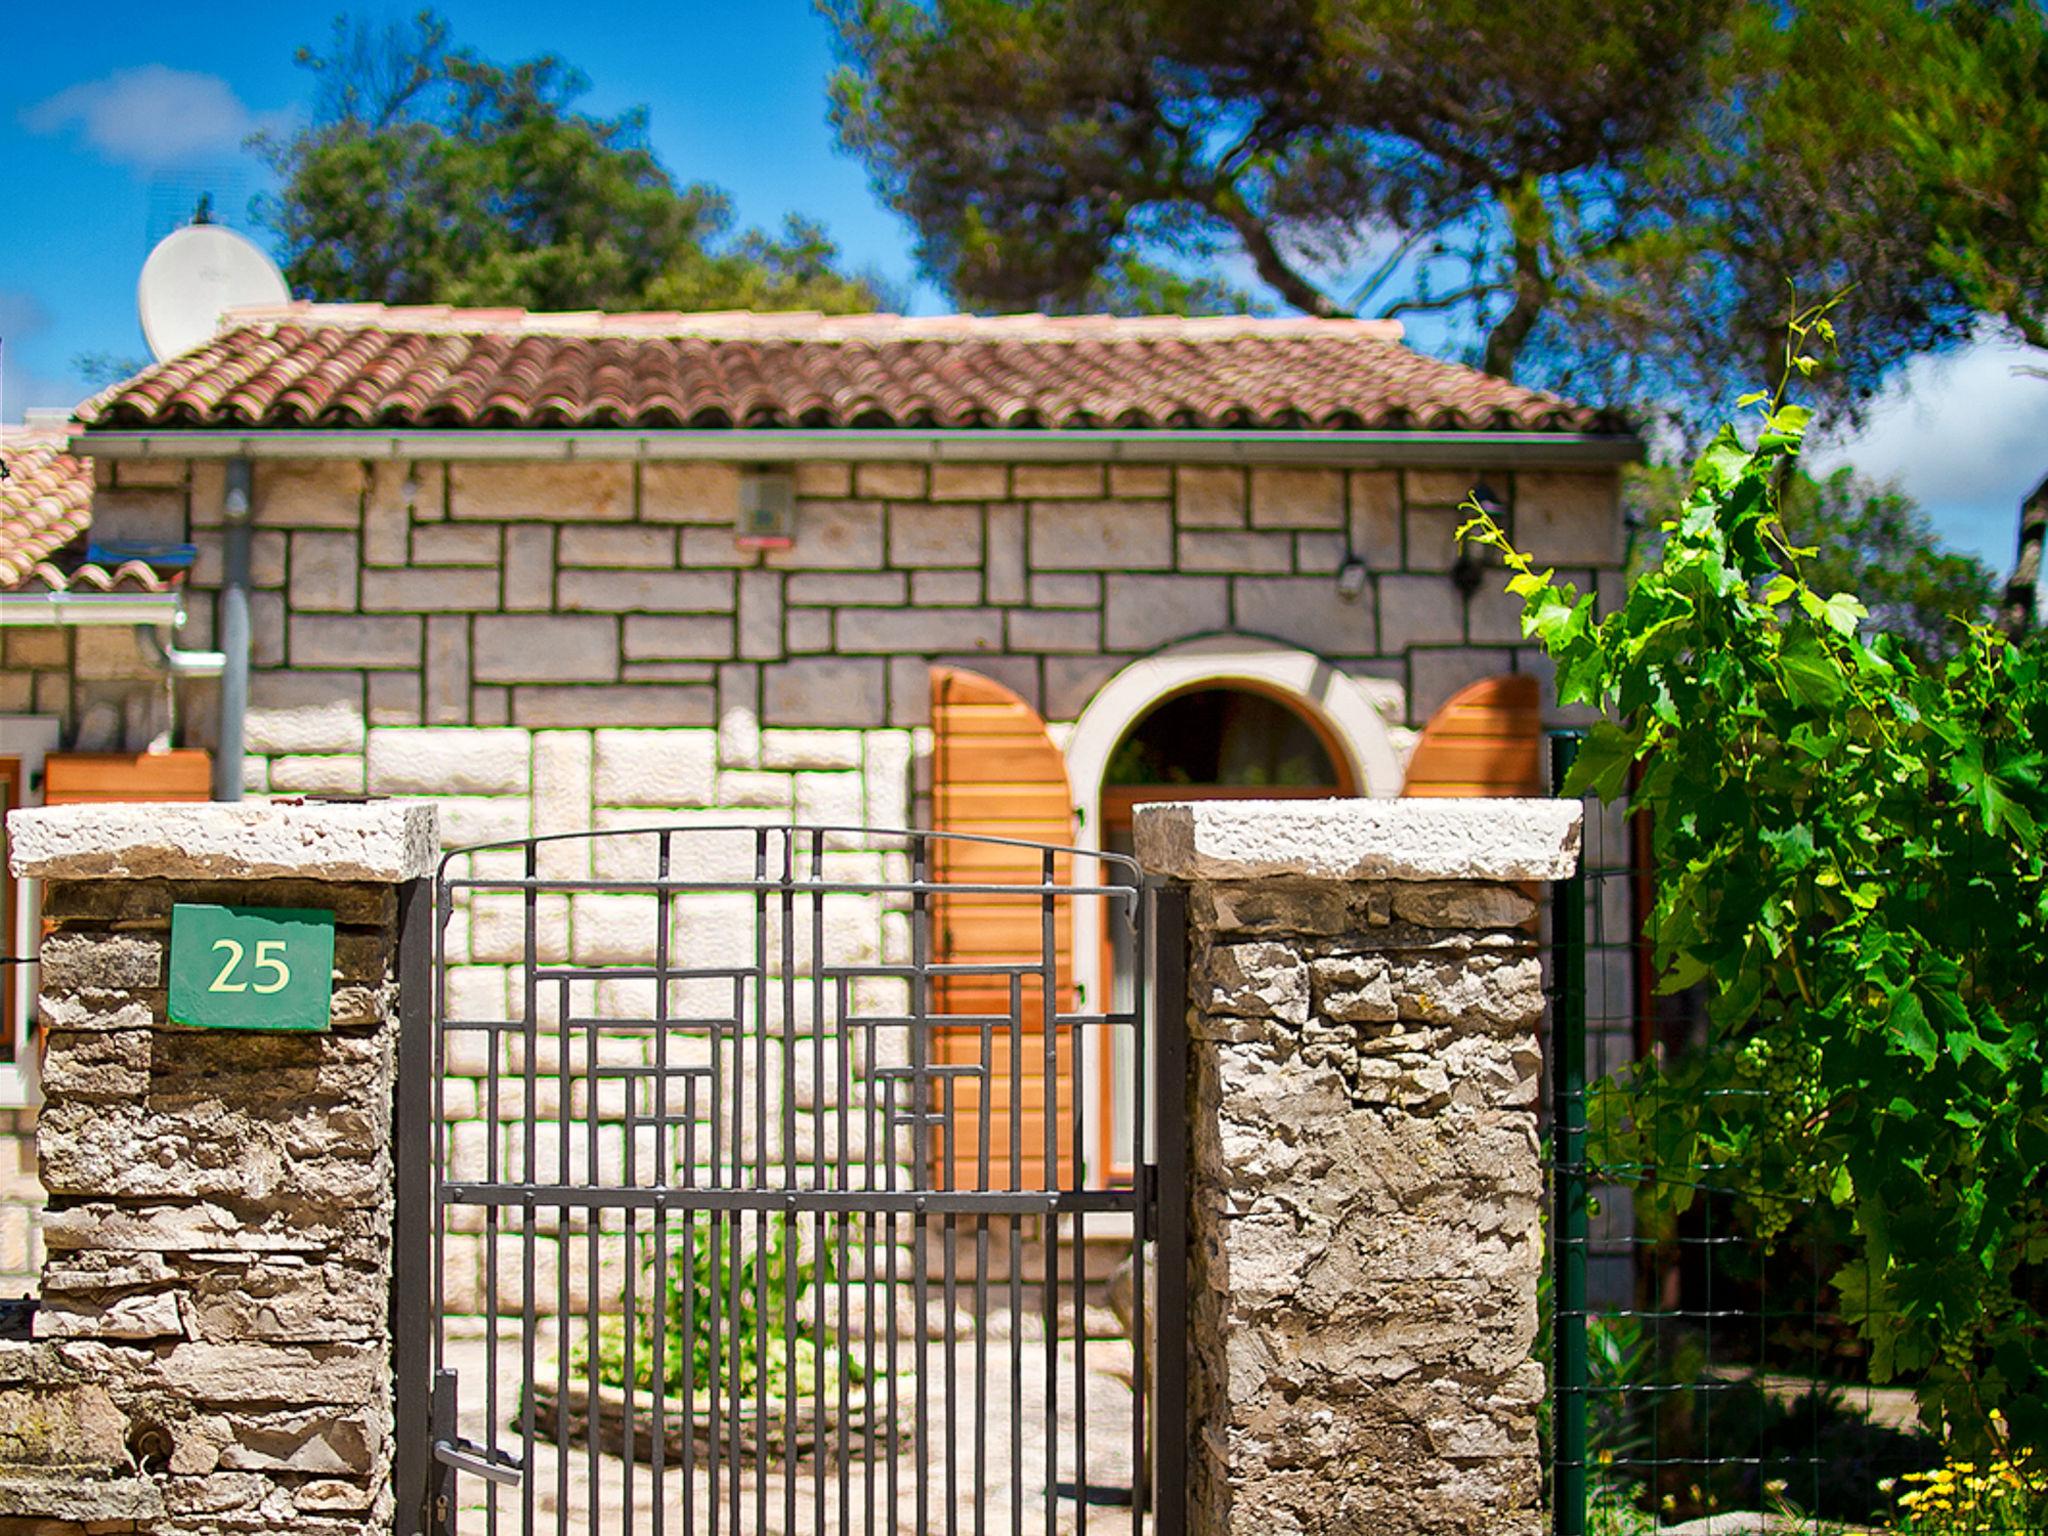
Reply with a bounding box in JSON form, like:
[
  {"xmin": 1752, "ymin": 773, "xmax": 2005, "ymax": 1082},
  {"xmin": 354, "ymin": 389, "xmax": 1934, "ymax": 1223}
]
[{"xmin": 0, "ymin": 306, "xmax": 1639, "ymax": 1303}]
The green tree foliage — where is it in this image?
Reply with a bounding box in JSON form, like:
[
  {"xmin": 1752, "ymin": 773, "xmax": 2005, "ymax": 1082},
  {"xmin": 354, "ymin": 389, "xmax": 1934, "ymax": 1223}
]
[
  {"xmin": 72, "ymin": 351, "xmax": 152, "ymax": 390},
  {"xmin": 260, "ymin": 12, "xmax": 887, "ymax": 314},
  {"xmin": 828, "ymin": 0, "xmax": 1732, "ymax": 364},
  {"xmin": 1080, "ymin": 255, "xmax": 1265, "ymax": 319},
  {"xmin": 1624, "ymin": 463, "xmax": 2000, "ymax": 665},
  {"xmin": 1465, "ymin": 313, "xmax": 2048, "ymax": 1447},
  {"xmin": 826, "ymin": 1, "xmax": 2014, "ymax": 425},
  {"xmin": 1581, "ymin": 0, "xmax": 1978, "ymax": 421},
  {"xmin": 1890, "ymin": 1, "xmax": 2048, "ymax": 351}
]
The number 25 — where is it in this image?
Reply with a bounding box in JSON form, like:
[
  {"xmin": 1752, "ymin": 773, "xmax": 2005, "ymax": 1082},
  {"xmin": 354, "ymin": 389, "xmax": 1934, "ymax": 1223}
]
[{"xmin": 208, "ymin": 938, "xmax": 291, "ymax": 994}]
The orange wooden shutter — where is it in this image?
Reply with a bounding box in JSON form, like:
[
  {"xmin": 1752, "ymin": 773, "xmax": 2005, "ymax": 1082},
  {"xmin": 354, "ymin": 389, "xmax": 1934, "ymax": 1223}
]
[
  {"xmin": 927, "ymin": 667, "xmax": 1078, "ymax": 1191},
  {"xmin": 42, "ymin": 750, "xmax": 213, "ymax": 805},
  {"xmin": 1401, "ymin": 674, "xmax": 1545, "ymax": 797},
  {"xmin": 0, "ymin": 759, "xmax": 19, "ymax": 1050}
]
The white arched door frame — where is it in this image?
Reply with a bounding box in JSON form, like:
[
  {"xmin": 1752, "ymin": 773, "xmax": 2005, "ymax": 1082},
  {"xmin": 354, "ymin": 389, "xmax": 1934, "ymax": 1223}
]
[{"xmin": 1062, "ymin": 635, "xmax": 1404, "ymax": 1172}]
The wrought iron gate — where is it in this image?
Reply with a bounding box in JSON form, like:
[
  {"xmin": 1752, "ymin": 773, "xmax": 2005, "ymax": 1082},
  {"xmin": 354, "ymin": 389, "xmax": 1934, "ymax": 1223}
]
[{"xmin": 397, "ymin": 824, "xmax": 1185, "ymax": 1536}]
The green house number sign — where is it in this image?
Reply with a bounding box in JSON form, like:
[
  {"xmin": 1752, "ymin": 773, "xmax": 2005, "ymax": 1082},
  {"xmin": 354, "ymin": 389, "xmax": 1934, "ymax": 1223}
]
[{"xmin": 167, "ymin": 904, "xmax": 337, "ymax": 1032}]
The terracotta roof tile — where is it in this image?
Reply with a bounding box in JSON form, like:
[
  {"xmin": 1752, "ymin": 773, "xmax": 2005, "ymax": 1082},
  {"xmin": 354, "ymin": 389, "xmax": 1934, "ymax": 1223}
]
[
  {"xmin": 77, "ymin": 305, "xmax": 1631, "ymax": 436},
  {"xmin": 0, "ymin": 432, "xmax": 94, "ymax": 591},
  {"xmin": 6, "ymin": 559, "xmax": 179, "ymax": 596}
]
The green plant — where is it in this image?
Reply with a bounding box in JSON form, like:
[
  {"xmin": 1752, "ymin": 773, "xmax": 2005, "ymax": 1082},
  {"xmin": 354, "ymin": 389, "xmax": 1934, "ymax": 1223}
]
[
  {"xmin": 1463, "ymin": 307, "xmax": 2048, "ymax": 1454},
  {"xmin": 1889, "ymin": 1412, "xmax": 2048, "ymax": 1533},
  {"xmin": 1585, "ymin": 1314, "xmax": 1663, "ymax": 1534},
  {"xmin": 1624, "ymin": 461, "xmax": 1999, "ymax": 666},
  {"xmin": 1537, "ymin": 1251, "xmax": 1660, "ymax": 1518},
  {"xmin": 1589, "ymin": 1481, "xmax": 1661, "ymax": 1536},
  {"xmin": 589, "ymin": 1214, "xmax": 865, "ymax": 1404},
  {"xmin": 1587, "ymin": 1313, "xmax": 1657, "ymax": 1469}
]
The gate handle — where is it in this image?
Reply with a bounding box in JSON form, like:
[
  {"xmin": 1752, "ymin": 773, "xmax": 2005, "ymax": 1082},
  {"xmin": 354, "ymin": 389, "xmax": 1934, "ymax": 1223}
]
[{"xmin": 434, "ymin": 1437, "xmax": 524, "ymax": 1488}]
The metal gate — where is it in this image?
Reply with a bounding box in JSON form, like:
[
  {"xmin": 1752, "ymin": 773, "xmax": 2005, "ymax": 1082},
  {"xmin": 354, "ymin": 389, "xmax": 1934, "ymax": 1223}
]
[{"xmin": 395, "ymin": 824, "xmax": 1186, "ymax": 1536}]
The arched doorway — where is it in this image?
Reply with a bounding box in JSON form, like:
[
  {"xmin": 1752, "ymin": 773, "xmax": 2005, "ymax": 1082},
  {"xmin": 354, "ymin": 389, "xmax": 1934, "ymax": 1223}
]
[
  {"xmin": 1096, "ymin": 684, "xmax": 1354, "ymax": 1176},
  {"xmin": 1061, "ymin": 636, "xmax": 1400, "ymax": 1179},
  {"xmin": 1097, "ymin": 683, "xmax": 1356, "ymax": 851}
]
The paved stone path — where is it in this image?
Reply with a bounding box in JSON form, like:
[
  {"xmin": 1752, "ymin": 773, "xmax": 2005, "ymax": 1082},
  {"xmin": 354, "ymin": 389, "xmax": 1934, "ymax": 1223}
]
[{"xmin": 442, "ymin": 1321, "xmax": 1144, "ymax": 1535}]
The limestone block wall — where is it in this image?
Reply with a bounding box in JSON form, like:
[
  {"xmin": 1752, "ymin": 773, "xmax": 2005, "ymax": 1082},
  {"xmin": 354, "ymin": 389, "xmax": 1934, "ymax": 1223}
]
[
  {"xmin": 1136, "ymin": 798, "xmax": 1582, "ymax": 1536},
  {"xmin": 18, "ymin": 451, "xmax": 1624, "ymax": 1323},
  {"xmin": 75, "ymin": 453, "xmax": 1627, "ymax": 760},
  {"xmin": 0, "ymin": 625, "xmax": 167, "ymax": 754},
  {"xmin": 0, "ymin": 801, "xmax": 435, "ymax": 1535}
]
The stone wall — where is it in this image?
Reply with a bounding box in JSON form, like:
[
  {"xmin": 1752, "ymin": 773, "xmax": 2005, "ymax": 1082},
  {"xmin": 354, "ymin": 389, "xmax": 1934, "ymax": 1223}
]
[
  {"xmin": 75, "ymin": 453, "xmax": 1625, "ymax": 757},
  {"xmin": 11, "ymin": 452, "xmax": 1626, "ymax": 1321},
  {"xmin": 0, "ymin": 801, "xmax": 434, "ymax": 1535},
  {"xmin": 0, "ymin": 1111, "xmax": 41, "ymax": 1302},
  {"xmin": 0, "ymin": 785, "xmax": 1585, "ymax": 1532},
  {"xmin": 1136, "ymin": 798, "xmax": 1581, "ymax": 1536},
  {"xmin": 0, "ymin": 625, "xmax": 166, "ymax": 754}
]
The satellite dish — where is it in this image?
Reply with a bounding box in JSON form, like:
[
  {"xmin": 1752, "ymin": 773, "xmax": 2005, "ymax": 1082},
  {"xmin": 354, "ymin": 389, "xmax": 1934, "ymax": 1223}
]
[{"xmin": 137, "ymin": 224, "xmax": 290, "ymax": 363}]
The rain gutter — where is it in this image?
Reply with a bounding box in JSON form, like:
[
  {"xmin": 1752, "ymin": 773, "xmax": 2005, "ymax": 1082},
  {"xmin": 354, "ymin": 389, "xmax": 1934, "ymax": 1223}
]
[
  {"xmin": 70, "ymin": 427, "xmax": 1644, "ymax": 467},
  {"xmin": 0, "ymin": 590, "xmax": 187, "ymax": 628}
]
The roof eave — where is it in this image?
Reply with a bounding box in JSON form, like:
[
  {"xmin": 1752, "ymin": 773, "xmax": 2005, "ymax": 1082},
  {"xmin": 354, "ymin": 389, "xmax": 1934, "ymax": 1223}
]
[{"xmin": 68, "ymin": 426, "xmax": 1644, "ymax": 467}]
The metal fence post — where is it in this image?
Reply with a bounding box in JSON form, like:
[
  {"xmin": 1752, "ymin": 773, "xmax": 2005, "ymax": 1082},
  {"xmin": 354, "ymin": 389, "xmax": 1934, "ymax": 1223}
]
[
  {"xmin": 1550, "ymin": 732, "xmax": 1589, "ymax": 1536},
  {"xmin": 1151, "ymin": 882, "xmax": 1189, "ymax": 1536},
  {"xmin": 392, "ymin": 875, "xmax": 435, "ymax": 1536}
]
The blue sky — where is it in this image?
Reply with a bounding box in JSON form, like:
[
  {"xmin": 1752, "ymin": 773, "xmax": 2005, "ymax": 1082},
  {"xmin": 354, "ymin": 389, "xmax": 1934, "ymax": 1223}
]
[
  {"xmin": 3, "ymin": 1, "xmax": 2043, "ymax": 570},
  {"xmin": 0, "ymin": 2, "xmax": 940, "ymax": 408}
]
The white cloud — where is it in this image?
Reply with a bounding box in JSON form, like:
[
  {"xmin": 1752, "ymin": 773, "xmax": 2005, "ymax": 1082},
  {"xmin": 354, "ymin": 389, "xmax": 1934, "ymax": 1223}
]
[
  {"xmin": 1816, "ymin": 325, "xmax": 2048, "ymax": 570},
  {"xmin": 22, "ymin": 66, "xmax": 274, "ymax": 170}
]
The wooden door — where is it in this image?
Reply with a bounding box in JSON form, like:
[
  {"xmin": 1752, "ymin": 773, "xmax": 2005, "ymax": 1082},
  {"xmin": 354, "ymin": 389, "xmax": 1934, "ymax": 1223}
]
[
  {"xmin": 927, "ymin": 668, "xmax": 1078, "ymax": 1192},
  {"xmin": 0, "ymin": 760, "xmax": 18, "ymax": 1054},
  {"xmin": 1401, "ymin": 673, "xmax": 1545, "ymax": 797},
  {"xmin": 42, "ymin": 750, "xmax": 212, "ymax": 805}
]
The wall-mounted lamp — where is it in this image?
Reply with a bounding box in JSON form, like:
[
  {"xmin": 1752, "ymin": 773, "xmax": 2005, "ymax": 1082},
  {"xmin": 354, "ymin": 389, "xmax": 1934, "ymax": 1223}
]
[
  {"xmin": 1449, "ymin": 548, "xmax": 1484, "ymax": 600},
  {"xmin": 1336, "ymin": 557, "xmax": 1368, "ymax": 603},
  {"xmin": 736, "ymin": 466, "xmax": 796, "ymax": 551}
]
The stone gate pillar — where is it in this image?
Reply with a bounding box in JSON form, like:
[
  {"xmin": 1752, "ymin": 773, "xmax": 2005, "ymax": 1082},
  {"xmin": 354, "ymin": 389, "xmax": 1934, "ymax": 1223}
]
[
  {"xmin": 0, "ymin": 800, "xmax": 436, "ymax": 1535},
  {"xmin": 1135, "ymin": 798, "xmax": 1581, "ymax": 1536}
]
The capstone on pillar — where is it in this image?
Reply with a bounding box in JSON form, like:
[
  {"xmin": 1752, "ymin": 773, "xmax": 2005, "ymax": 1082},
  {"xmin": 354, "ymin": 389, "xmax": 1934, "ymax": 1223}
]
[{"xmin": 1136, "ymin": 797, "xmax": 1581, "ymax": 1536}]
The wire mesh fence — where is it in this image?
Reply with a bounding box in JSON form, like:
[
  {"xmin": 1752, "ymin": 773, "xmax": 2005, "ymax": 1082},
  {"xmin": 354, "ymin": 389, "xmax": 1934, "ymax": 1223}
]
[{"xmin": 1543, "ymin": 733, "xmax": 1954, "ymax": 1536}]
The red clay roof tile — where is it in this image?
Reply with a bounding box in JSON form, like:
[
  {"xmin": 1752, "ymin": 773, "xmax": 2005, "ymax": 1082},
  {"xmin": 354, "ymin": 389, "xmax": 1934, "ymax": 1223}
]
[
  {"xmin": 77, "ymin": 305, "xmax": 1631, "ymax": 436},
  {"xmin": 0, "ymin": 433, "xmax": 95, "ymax": 591},
  {"xmin": 7, "ymin": 559, "xmax": 179, "ymax": 596}
]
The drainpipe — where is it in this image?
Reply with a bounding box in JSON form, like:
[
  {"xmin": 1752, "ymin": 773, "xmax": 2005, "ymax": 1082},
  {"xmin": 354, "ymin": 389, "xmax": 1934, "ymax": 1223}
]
[{"xmin": 213, "ymin": 459, "xmax": 254, "ymax": 802}]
